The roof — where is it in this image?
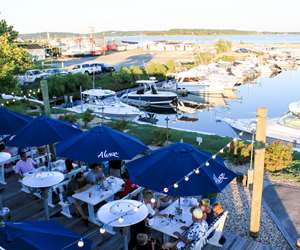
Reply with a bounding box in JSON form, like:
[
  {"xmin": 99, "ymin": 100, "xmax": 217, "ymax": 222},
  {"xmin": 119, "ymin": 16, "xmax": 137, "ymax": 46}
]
[
  {"xmin": 19, "ymin": 44, "xmax": 44, "ymax": 50},
  {"xmin": 81, "ymin": 89, "xmax": 116, "ymax": 97}
]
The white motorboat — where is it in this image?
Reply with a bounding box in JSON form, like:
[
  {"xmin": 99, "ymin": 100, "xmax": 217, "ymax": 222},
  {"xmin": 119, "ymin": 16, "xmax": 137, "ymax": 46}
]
[
  {"xmin": 120, "ymin": 80, "xmax": 177, "ymax": 108},
  {"xmin": 222, "ymin": 100, "xmax": 300, "ymax": 149},
  {"xmin": 67, "ymin": 89, "xmax": 141, "ymax": 120}
]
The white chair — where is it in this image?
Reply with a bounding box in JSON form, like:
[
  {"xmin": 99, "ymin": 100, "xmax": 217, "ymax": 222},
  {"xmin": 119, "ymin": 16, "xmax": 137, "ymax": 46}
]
[
  {"xmin": 55, "ymin": 180, "xmax": 72, "ymax": 218},
  {"xmin": 193, "ymin": 211, "xmax": 228, "ymax": 250}
]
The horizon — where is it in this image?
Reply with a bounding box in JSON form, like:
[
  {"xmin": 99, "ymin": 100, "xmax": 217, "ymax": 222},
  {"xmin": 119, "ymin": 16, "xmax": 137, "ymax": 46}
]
[{"xmin": 2, "ymin": 0, "xmax": 300, "ymax": 34}]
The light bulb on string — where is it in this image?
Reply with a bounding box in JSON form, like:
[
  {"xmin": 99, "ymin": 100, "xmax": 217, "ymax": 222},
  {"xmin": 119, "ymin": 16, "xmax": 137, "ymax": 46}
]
[
  {"xmin": 239, "ymin": 132, "xmax": 244, "ymax": 136},
  {"xmin": 194, "ymin": 168, "xmax": 200, "ymax": 174},
  {"xmin": 99, "ymin": 228, "xmax": 106, "ymax": 234},
  {"xmin": 184, "ymin": 176, "xmax": 189, "ymax": 181},
  {"xmin": 219, "ymin": 148, "xmax": 224, "ymax": 153},
  {"xmin": 233, "ymin": 138, "xmax": 238, "ymax": 142},
  {"xmin": 77, "ymin": 239, "xmax": 84, "ymax": 248},
  {"xmin": 205, "ymin": 162, "xmax": 210, "ymax": 166},
  {"xmin": 212, "ymin": 154, "xmax": 216, "ymax": 159},
  {"xmin": 227, "ymin": 143, "xmax": 231, "ymax": 148},
  {"xmin": 163, "ymin": 187, "xmax": 169, "ymax": 193},
  {"xmin": 118, "ymin": 217, "xmax": 124, "ymax": 223},
  {"xmin": 150, "ymin": 198, "xmax": 156, "ymax": 204},
  {"xmin": 173, "ymin": 183, "xmax": 178, "ymax": 189}
]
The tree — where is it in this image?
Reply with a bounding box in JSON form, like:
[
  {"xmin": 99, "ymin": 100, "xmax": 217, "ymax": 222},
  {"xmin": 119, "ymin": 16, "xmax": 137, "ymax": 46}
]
[
  {"xmin": 215, "ymin": 40, "xmax": 232, "ymax": 54},
  {"xmin": 0, "ymin": 34, "xmax": 33, "ymax": 93},
  {"xmin": 165, "ymin": 60, "xmax": 176, "ymax": 73},
  {"xmin": 81, "ymin": 109, "xmax": 95, "ymax": 128},
  {"xmin": 265, "ymin": 142, "xmax": 293, "ymax": 172},
  {"xmin": 0, "ymin": 19, "xmax": 18, "ymax": 43},
  {"xmin": 145, "ymin": 62, "xmax": 167, "ymax": 80},
  {"xmin": 129, "ymin": 66, "xmax": 145, "ymax": 81}
]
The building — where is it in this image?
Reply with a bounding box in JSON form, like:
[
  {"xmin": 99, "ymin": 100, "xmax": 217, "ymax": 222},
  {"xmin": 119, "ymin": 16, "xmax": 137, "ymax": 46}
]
[
  {"xmin": 143, "ymin": 41, "xmax": 195, "ymax": 52},
  {"xmin": 20, "ymin": 44, "xmax": 46, "ymax": 61}
]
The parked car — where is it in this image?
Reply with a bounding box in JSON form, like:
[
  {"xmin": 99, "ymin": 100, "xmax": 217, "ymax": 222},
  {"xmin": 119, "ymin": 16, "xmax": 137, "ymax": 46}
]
[
  {"xmin": 97, "ymin": 63, "xmax": 115, "ymax": 72},
  {"xmin": 44, "ymin": 68, "xmax": 68, "ymax": 78},
  {"xmin": 70, "ymin": 63, "xmax": 101, "ymax": 75},
  {"xmin": 18, "ymin": 70, "xmax": 47, "ymax": 85}
]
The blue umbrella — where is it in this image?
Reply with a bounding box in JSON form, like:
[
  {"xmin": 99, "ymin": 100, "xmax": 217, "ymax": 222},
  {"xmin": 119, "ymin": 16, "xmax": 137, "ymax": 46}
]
[
  {"xmin": 0, "ymin": 107, "xmax": 33, "ymax": 135},
  {"xmin": 126, "ymin": 142, "xmax": 236, "ymax": 197},
  {"xmin": 56, "ymin": 125, "xmax": 148, "ymax": 163},
  {"xmin": 8, "ymin": 115, "xmax": 81, "ymax": 148},
  {"xmin": 0, "ymin": 220, "xmax": 91, "ymax": 250}
]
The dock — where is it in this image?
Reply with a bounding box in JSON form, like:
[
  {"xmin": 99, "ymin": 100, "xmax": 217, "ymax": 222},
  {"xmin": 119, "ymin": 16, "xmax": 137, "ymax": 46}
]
[{"xmin": 0, "ymin": 173, "xmax": 276, "ymax": 250}]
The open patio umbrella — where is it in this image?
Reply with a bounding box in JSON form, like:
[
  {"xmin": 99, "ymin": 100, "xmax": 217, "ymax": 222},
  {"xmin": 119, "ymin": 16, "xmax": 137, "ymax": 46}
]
[
  {"xmin": 126, "ymin": 142, "xmax": 236, "ymax": 197},
  {"xmin": 7, "ymin": 115, "xmax": 81, "ymax": 148},
  {"xmin": 56, "ymin": 125, "xmax": 148, "ymax": 163},
  {"xmin": 0, "ymin": 220, "xmax": 91, "ymax": 250},
  {"xmin": 0, "ymin": 107, "xmax": 33, "ymax": 135}
]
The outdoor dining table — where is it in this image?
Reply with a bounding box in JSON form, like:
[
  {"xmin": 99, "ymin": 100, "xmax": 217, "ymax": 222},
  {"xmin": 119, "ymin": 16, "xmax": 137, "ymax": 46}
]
[
  {"xmin": 97, "ymin": 199, "xmax": 148, "ymax": 250},
  {"xmin": 22, "ymin": 171, "xmax": 64, "ymax": 220},
  {"xmin": 0, "ymin": 152, "xmax": 11, "ymax": 185},
  {"xmin": 148, "ymin": 198, "xmax": 195, "ymax": 241},
  {"xmin": 72, "ymin": 176, "xmax": 124, "ymax": 225}
]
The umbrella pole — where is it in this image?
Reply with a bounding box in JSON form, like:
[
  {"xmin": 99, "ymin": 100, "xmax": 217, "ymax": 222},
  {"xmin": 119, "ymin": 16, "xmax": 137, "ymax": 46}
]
[
  {"xmin": 42, "ymin": 188, "xmax": 50, "ymax": 220},
  {"xmin": 121, "ymin": 227, "xmax": 129, "ymax": 250},
  {"xmin": 47, "ymin": 145, "xmax": 52, "ymax": 171}
]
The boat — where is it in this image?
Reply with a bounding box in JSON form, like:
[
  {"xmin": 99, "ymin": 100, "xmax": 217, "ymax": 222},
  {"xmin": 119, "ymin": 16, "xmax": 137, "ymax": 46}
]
[
  {"xmin": 66, "ymin": 89, "xmax": 141, "ymax": 120},
  {"xmin": 120, "ymin": 80, "xmax": 178, "ymax": 108},
  {"xmin": 222, "ymin": 100, "xmax": 300, "ymax": 149}
]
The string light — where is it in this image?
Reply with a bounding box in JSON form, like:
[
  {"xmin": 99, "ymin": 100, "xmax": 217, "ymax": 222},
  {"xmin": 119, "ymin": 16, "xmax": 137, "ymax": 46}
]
[
  {"xmin": 205, "ymin": 162, "xmax": 210, "ymax": 166},
  {"xmin": 184, "ymin": 176, "xmax": 189, "ymax": 181},
  {"xmin": 239, "ymin": 132, "xmax": 244, "ymax": 136},
  {"xmin": 163, "ymin": 187, "xmax": 169, "ymax": 193},
  {"xmin": 212, "ymin": 154, "xmax": 216, "ymax": 159},
  {"xmin": 226, "ymin": 143, "xmax": 231, "ymax": 148},
  {"xmin": 77, "ymin": 239, "xmax": 84, "ymax": 248},
  {"xmin": 150, "ymin": 198, "xmax": 156, "ymax": 204},
  {"xmin": 173, "ymin": 183, "xmax": 179, "ymax": 189},
  {"xmin": 99, "ymin": 228, "xmax": 106, "ymax": 234},
  {"xmin": 118, "ymin": 217, "xmax": 124, "ymax": 224},
  {"xmin": 219, "ymin": 148, "xmax": 224, "ymax": 153},
  {"xmin": 194, "ymin": 168, "xmax": 200, "ymax": 174}
]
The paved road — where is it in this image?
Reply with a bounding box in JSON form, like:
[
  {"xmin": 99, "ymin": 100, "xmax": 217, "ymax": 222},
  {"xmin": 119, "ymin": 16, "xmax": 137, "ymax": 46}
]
[{"xmin": 263, "ymin": 182, "xmax": 300, "ymax": 249}]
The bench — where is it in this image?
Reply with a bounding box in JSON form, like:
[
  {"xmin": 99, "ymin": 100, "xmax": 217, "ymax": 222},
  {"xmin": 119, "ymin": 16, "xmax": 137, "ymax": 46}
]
[{"xmin": 193, "ymin": 211, "xmax": 228, "ymax": 250}]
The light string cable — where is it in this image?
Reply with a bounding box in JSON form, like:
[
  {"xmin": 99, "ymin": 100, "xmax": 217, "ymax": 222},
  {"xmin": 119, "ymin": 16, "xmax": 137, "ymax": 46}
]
[
  {"xmin": 162, "ymin": 132, "xmax": 244, "ymax": 194},
  {"xmin": 0, "ymin": 89, "xmax": 41, "ymax": 107}
]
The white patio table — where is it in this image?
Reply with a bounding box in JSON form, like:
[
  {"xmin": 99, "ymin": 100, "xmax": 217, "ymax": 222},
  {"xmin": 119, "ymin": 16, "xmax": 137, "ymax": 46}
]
[{"xmin": 72, "ymin": 176, "xmax": 124, "ymax": 225}]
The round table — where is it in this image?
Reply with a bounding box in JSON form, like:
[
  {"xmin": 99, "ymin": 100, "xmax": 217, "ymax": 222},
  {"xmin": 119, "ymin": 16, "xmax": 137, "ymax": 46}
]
[
  {"xmin": 22, "ymin": 171, "xmax": 64, "ymax": 220},
  {"xmin": 0, "ymin": 152, "xmax": 11, "ymax": 164},
  {"xmin": 97, "ymin": 199, "xmax": 148, "ymax": 250}
]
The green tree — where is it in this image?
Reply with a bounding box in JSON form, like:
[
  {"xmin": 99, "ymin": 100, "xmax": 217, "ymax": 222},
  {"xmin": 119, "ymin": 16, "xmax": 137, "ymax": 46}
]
[
  {"xmin": 215, "ymin": 40, "xmax": 232, "ymax": 54},
  {"xmin": 194, "ymin": 52, "xmax": 214, "ymax": 65},
  {"xmin": 81, "ymin": 109, "xmax": 95, "ymax": 128},
  {"xmin": 265, "ymin": 142, "xmax": 293, "ymax": 172},
  {"xmin": 112, "ymin": 67, "xmax": 132, "ymax": 84},
  {"xmin": 0, "ymin": 19, "xmax": 18, "ymax": 42},
  {"xmin": 129, "ymin": 66, "xmax": 144, "ymax": 81},
  {"xmin": 145, "ymin": 62, "xmax": 167, "ymax": 80},
  {"xmin": 0, "ymin": 34, "xmax": 33, "ymax": 93}
]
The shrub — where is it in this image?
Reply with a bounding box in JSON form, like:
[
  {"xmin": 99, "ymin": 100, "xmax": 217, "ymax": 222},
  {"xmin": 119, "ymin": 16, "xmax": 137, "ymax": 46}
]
[
  {"xmin": 165, "ymin": 60, "xmax": 176, "ymax": 73},
  {"xmin": 194, "ymin": 52, "xmax": 214, "ymax": 65},
  {"xmin": 265, "ymin": 141, "xmax": 293, "ymax": 172},
  {"xmin": 110, "ymin": 119, "xmax": 130, "ymax": 131},
  {"xmin": 59, "ymin": 113, "xmax": 78, "ymax": 124},
  {"xmin": 81, "ymin": 109, "xmax": 95, "ymax": 128},
  {"xmin": 215, "ymin": 40, "xmax": 232, "ymax": 54},
  {"xmin": 145, "ymin": 62, "xmax": 167, "ymax": 80},
  {"xmin": 226, "ymin": 140, "xmax": 252, "ymax": 165},
  {"xmin": 151, "ymin": 128, "xmax": 170, "ymax": 146},
  {"xmin": 218, "ymin": 55, "xmax": 236, "ymax": 62}
]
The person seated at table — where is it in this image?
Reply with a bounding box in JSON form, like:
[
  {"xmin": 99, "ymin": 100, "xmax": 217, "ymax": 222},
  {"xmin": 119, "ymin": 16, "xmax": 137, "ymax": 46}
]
[
  {"xmin": 134, "ymin": 233, "xmax": 161, "ymax": 250},
  {"xmin": 109, "ymin": 160, "xmax": 122, "ymax": 177},
  {"xmin": 64, "ymin": 159, "xmax": 74, "ymax": 173},
  {"xmin": 212, "ymin": 202, "xmax": 224, "ymax": 220},
  {"xmin": 15, "ymin": 152, "xmax": 36, "ymax": 177},
  {"xmin": 115, "ymin": 170, "xmax": 138, "ymax": 199},
  {"xmin": 0, "ymin": 143, "xmax": 12, "ymax": 154},
  {"xmin": 86, "ymin": 163, "xmax": 105, "ymax": 185},
  {"xmin": 66, "ymin": 172, "xmax": 91, "ymax": 225},
  {"xmin": 162, "ymin": 208, "xmax": 208, "ymax": 250},
  {"xmin": 142, "ymin": 189, "xmax": 161, "ymax": 217},
  {"xmin": 158, "ymin": 194, "xmax": 174, "ymax": 210},
  {"xmin": 199, "ymin": 199, "xmax": 215, "ymax": 226}
]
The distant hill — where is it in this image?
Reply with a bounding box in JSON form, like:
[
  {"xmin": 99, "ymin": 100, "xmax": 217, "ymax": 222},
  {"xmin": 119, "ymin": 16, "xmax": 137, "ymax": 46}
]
[{"xmin": 19, "ymin": 29, "xmax": 300, "ymax": 41}]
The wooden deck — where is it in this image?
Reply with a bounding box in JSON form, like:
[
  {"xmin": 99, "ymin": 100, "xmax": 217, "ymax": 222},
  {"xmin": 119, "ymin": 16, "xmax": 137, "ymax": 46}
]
[{"xmin": 0, "ymin": 172, "xmax": 275, "ymax": 250}]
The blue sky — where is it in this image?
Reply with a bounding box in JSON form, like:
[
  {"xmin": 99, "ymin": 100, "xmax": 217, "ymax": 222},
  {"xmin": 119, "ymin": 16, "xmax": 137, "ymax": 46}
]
[{"xmin": 1, "ymin": 0, "xmax": 300, "ymax": 33}]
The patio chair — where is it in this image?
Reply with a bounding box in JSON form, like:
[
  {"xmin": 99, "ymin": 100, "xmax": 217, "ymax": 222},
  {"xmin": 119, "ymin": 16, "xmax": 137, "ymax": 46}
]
[
  {"xmin": 55, "ymin": 179, "xmax": 72, "ymax": 218},
  {"xmin": 192, "ymin": 211, "xmax": 228, "ymax": 250}
]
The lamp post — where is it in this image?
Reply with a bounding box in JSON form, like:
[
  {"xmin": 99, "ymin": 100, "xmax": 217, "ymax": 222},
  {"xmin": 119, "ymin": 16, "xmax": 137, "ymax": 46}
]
[{"xmin": 165, "ymin": 116, "xmax": 170, "ymax": 143}]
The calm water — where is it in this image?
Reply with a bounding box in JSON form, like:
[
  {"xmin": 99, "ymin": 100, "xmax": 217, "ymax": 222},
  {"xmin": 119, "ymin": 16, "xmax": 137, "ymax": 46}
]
[
  {"xmin": 110, "ymin": 34, "xmax": 300, "ymax": 44},
  {"xmin": 153, "ymin": 70, "xmax": 300, "ymax": 137}
]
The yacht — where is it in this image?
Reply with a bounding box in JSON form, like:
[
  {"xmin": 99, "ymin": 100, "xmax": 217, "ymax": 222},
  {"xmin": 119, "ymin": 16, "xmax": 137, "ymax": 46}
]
[
  {"xmin": 66, "ymin": 89, "xmax": 141, "ymax": 120},
  {"xmin": 120, "ymin": 80, "xmax": 177, "ymax": 108},
  {"xmin": 222, "ymin": 101, "xmax": 300, "ymax": 149}
]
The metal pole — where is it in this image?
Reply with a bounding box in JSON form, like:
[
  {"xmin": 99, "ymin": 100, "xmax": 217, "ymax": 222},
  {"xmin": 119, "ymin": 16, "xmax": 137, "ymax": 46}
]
[
  {"xmin": 165, "ymin": 116, "xmax": 170, "ymax": 143},
  {"xmin": 249, "ymin": 107, "xmax": 267, "ymax": 237},
  {"xmin": 40, "ymin": 79, "xmax": 50, "ymax": 115},
  {"xmin": 42, "ymin": 188, "xmax": 50, "ymax": 220}
]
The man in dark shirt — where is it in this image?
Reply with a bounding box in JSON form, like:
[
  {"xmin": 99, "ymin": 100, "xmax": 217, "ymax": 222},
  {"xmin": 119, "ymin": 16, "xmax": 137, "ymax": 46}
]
[{"xmin": 200, "ymin": 199, "xmax": 215, "ymax": 226}]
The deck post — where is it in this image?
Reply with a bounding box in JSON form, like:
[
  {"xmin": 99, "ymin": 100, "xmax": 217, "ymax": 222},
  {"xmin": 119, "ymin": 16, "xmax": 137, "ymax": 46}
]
[{"xmin": 249, "ymin": 107, "xmax": 267, "ymax": 237}]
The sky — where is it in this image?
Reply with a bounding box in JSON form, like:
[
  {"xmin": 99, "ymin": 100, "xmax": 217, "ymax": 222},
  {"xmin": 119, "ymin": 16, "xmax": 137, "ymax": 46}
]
[{"xmin": 1, "ymin": 0, "xmax": 300, "ymax": 34}]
